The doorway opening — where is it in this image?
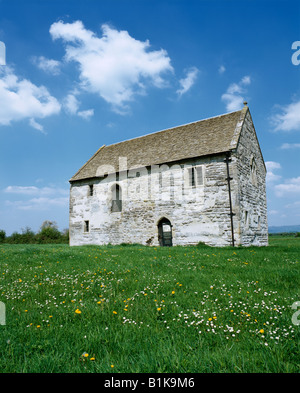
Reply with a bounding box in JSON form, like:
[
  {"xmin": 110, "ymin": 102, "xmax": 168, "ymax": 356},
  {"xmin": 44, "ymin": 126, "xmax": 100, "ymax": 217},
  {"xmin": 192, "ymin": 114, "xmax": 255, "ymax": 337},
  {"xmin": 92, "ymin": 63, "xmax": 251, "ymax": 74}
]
[{"xmin": 157, "ymin": 218, "xmax": 173, "ymax": 247}]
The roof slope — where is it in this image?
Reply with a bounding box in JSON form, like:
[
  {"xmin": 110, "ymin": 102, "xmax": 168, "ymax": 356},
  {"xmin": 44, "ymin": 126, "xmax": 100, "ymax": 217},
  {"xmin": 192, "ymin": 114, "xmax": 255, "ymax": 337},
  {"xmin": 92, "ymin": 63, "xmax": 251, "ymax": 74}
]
[{"xmin": 70, "ymin": 106, "xmax": 248, "ymax": 182}]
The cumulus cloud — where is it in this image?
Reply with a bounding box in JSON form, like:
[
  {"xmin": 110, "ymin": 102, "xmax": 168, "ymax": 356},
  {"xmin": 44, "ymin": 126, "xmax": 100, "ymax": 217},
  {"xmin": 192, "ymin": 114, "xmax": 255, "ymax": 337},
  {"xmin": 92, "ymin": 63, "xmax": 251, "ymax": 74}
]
[
  {"xmin": 29, "ymin": 118, "xmax": 46, "ymax": 134},
  {"xmin": 49, "ymin": 20, "xmax": 174, "ymax": 112},
  {"xmin": 63, "ymin": 92, "xmax": 94, "ymax": 119},
  {"xmin": 270, "ymin": 100, "xmax": 300, "ymax": 132},
  {"xmin": 265, "ymin": 161, "xmax": 282, "ymax": 184},
  {"xmin": 32, "ymin": 56, "xmax": 61, "ymax": 75},
  {"xmin": 221, "ymin": 75, "xmax": 251, "ymax": 112},
  {"xmin": 0, "ymin": 66, "xmax": 61, "ymax": 128},
  {"xmin": 63, "ymin": 93, "xmax": 80, "ymax": 115},
  {"xmin": 77, "ymin": 109, "xmax": 94, "ymax": 120},
  {"xmin": 176, "ymin": 67, "xmax": 199, "ymax": 97},
  {"xmin": 275, "ymin": 176, "xmax": 300, "ymax": 197}
]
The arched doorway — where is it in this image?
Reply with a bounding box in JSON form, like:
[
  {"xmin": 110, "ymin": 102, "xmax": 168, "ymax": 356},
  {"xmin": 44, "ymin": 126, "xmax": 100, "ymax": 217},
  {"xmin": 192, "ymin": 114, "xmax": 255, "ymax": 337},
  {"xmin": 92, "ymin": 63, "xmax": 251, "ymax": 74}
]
[{"xmin": 157, "ymin": 218, "xmax": 173, "ymax": 247}]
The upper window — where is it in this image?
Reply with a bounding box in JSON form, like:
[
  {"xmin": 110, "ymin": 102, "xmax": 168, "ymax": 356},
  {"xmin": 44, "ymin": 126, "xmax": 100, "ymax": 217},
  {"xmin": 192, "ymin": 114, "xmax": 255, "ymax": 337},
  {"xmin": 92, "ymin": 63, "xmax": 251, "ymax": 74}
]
[
  {"xmin": 188, "ymin": 166, "xmax": 204, "ymax": 187},
  {"xmin": 89, "ymin": 184, "xmax": 94, "ymax": 196},
  {"xmin": 250, "ymin": 158, "xmax": 258, "ymax": 186},
  {"xmin": 245, "ymin": 211, "xmax": 249, "ymax": 229},
  {"xmin": 111, "ymin": 184, "xmax": 122, "ymax": 213}
]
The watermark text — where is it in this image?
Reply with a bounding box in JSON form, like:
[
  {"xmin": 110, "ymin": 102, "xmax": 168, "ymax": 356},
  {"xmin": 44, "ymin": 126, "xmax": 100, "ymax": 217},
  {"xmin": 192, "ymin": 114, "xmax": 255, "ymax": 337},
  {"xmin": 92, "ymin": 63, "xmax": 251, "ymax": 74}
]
[
  {"xmin": 291, "ymin": 41, "xmax": 300, "ymax": 66},
  {"xmin": 0, "ymin": 41, "xmax": 5, "ymax": 66},
  {"xmin": 0, "ymin": 301, "xmax": 6, "ymax": 325}
]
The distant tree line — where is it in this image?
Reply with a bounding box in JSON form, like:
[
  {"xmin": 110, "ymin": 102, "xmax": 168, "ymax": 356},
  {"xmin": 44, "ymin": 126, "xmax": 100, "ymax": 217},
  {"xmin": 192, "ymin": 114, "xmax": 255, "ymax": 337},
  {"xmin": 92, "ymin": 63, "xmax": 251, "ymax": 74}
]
[
  {"xmin": 269, "ymin": 232, "xmax": 300, "ymax": 237},
  {"xmin": 0, "ymin": 221, "xmax": 69, "ymax": 244}
]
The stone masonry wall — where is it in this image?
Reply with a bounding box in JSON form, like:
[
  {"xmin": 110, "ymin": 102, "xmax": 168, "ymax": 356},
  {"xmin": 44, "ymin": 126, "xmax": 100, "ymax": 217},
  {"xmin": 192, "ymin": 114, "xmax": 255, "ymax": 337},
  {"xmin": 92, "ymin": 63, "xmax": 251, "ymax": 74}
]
[
  {"xmin": 232, "ymin": 110, "xmax": 268, "ymax": 246},
  {"xmin": 69, "ymin": 154, "xmax": 237, "ymax": 247}
]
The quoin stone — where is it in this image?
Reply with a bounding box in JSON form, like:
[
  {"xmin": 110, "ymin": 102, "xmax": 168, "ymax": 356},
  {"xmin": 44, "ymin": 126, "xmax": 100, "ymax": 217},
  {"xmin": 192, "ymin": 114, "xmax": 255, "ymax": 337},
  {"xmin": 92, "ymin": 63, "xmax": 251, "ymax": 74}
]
[{"xmin": 69, "ymin": 103, "xmax": 268, "ymax": 247}]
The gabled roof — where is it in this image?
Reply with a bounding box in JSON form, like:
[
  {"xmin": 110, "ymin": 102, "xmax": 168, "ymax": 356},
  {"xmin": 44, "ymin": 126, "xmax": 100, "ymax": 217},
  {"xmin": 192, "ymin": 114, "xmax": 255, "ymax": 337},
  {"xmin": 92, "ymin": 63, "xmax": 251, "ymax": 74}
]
[{"xmin": 70, "ymin": 105, "xmax": 248, "ymax": 182}]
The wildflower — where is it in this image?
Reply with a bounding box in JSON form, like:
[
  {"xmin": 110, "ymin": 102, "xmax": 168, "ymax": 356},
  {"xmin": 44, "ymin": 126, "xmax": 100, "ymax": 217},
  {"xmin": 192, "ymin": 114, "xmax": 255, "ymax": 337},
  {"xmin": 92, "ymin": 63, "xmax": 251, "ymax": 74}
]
[
  {"xmin": 111, "ymin": 364, "xmax": 114, "ymax": 368},
  {"xmin": 259, "ymin": 329, "xmax": 264, "ymax": 334},
  {"xmin": 157, "ymin": 307, "xmax": 161, "ymax": 311},
  {"xmin": 171, "ymin": 291, "xmax": 175, "ymax": 295},
  {"xmin": 75, "ymin": 309, "xmax": 81, "ymax": 314},
  {"xmin": 90, "ymin": 357, "xmax": 95, "ymax": 361},
  {"xmin": 113, "ymin": 311, "xmax": 117, "ymax": 314}
]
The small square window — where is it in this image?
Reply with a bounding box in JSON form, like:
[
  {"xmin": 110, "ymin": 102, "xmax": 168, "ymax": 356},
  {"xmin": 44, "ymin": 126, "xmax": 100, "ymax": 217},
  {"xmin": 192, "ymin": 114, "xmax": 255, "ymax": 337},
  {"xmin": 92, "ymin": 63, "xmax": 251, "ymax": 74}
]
[{"xmin": 84, "ymin": 220, "xmax": 89, "ymax": 232}]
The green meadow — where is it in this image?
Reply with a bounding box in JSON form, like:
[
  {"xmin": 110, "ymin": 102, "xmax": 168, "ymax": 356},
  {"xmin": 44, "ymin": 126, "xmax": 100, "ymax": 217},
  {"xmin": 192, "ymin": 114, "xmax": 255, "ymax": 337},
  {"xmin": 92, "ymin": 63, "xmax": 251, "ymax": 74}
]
[{"xmin": 0, "ymin": 236, "xmax": 299, "ymax": 373}]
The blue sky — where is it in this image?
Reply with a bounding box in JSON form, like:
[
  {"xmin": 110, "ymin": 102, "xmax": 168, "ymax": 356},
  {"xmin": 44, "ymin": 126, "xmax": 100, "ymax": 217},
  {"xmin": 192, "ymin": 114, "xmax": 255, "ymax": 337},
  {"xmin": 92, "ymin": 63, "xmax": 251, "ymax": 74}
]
[{"xmin": 0, "ymin": 0, "xmax": 299, "ymax": 234}]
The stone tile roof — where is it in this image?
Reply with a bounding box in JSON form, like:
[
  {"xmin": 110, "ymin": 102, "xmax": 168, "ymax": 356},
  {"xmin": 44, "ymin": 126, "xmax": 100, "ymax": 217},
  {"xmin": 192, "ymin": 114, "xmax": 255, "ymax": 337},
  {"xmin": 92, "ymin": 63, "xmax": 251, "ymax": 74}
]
[{"xmin": 70, "ymin": 106, "xmax": 248, "ymax": 182}]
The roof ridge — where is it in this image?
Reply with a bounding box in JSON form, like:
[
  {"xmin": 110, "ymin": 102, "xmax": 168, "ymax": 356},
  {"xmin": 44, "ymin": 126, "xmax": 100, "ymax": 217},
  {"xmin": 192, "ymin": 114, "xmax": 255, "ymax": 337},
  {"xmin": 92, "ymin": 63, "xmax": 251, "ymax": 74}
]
[
  {"xmin": 102, "ymin": 109, "xmax": 243, "ymax": 149},
  {"xmin": 69, "ymin": 108, "xmax": 246, "ymax": 182}
]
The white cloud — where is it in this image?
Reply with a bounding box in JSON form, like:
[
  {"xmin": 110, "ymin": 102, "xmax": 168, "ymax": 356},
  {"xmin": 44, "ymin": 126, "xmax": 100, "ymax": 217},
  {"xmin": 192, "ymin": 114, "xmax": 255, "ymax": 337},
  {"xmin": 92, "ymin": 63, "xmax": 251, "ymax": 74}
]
[
  {"xmin": 271, "ymin": 100, "xmax": 300, "ymax": 132},
  {"xmin": 268, "ymin": 210, "xmax": 279, "ymax": 215},
  {"xmin": 280, "ymin": 143, "xmax": 300, "ymax": 149},
  {"xmin": 241, "ymin": 75, "xmax": 251, "ymax": 85},
  {"xmin": 5, "ymin": 197, "xmax": 68, "ymax": 211},
  {"xmin": 218, "ymin": 65, "xmax": 226, "ymax": 74},
  {"xmin": 280, "ymin": 143, "xmax": 300, "ymax": 150},
  {"xmin": 77, "ymin": 109, "xmax": 94, "ymax": 120},
  {"xmin": 3, "ymin": 185, "xmax": 69, "ymax": 211},
  {"xmin": 221, "ymin": 75, "xmax": 251, "ymax": 112},
  {"xmin": 275, "ymin": 176, "xmax": 300, "ymax": 196},
  {"xmin": 265, "ymin": 161, "xmax": 282, "ymax": 184},
  {"xmin": 29, "ymin": 118, "xmax": 46, "ymax": 134},
  {"xmin": 4, "ymin": 185, "xmax": 68, "ymax": 196},
  {"xmin": 0, "ymin": 66, "xmax": 61, "ymax": 127},
  {"xmin": 32, "ymin": 56, "xmax": 61, "ymax": 75},
  {"xmin": 64, "ymin": 93, "xmax": 80, "ymax": 115},
  {"xmin": 63, "ymin": 92, "xmax": 94, "ymax": 119},
  {"xmin": 265, "ymin": 161, "xmax": 281, "ymax": 172},
  {"xmin": 49, "ymin": 20, "xmax": 174, "ymax": 111},
  {"xmin": 176, "ymin": 67, "xmax": 199, "ymax": 97}
]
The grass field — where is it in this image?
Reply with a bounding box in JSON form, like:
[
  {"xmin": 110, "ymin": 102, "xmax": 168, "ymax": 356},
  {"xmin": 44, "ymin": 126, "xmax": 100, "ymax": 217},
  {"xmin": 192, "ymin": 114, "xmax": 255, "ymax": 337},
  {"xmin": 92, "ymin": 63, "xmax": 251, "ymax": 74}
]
[{"xmin": 0, "ymin": 237, "xmax": 299, "ymax": 373}]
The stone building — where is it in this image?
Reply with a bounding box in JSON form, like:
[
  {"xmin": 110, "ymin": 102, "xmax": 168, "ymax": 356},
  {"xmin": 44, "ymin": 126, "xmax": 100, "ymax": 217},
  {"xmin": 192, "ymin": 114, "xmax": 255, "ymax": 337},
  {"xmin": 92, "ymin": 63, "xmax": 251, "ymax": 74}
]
[{"xmin": 69, "ymin": 103, "xmax": 268, "ymax": 247}]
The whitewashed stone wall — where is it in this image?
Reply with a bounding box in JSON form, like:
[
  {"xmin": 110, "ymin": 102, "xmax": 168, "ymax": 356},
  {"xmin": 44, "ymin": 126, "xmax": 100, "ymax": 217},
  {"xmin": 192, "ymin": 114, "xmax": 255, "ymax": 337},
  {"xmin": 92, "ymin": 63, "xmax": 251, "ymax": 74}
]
[{"xmin": 69, "ymin": 155, "xmax": 238, "ymax": 247}]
